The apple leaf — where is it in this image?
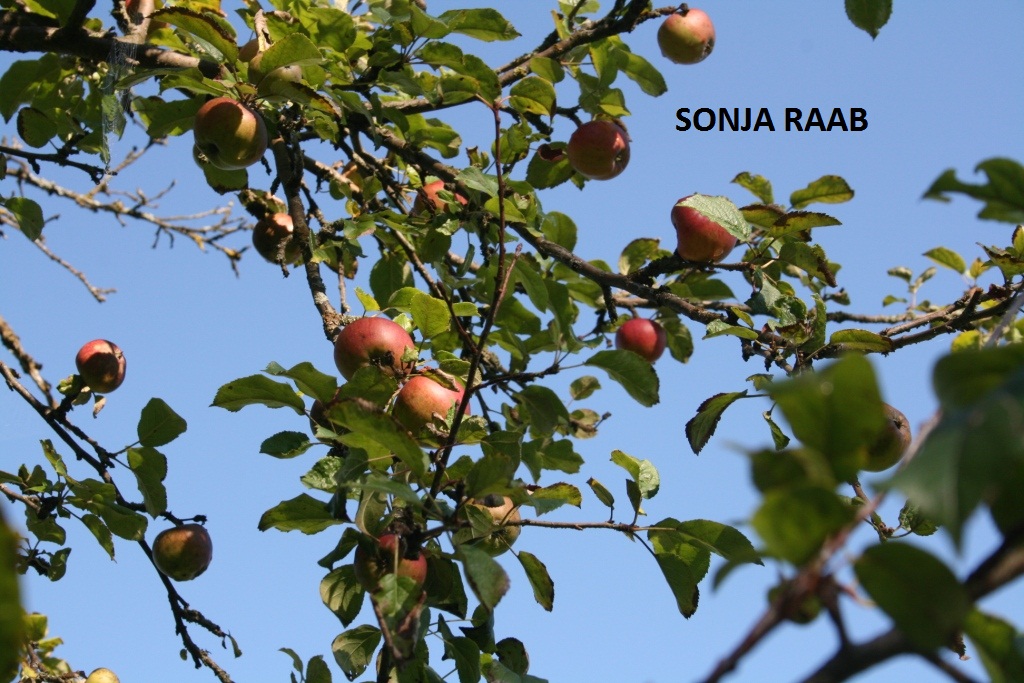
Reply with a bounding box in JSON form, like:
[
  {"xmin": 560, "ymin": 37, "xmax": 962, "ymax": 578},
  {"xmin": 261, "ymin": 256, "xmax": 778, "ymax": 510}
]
[
  {"xmin": 258, "ymin": 493, "xmax": 343, "ymax": 534},
  {"xmin": 304, "ymin": 656, "xmax": 331, "ymax": 683},
  {"xmin": 924, "ymin": 246, "xmax": 967, "ymax": 274},
  {"xmin": 517, "ymin": 551, "xmax": 554, "ymax": 611},
  {"xmin": 583, "ymin": 349, "xmax": 659, "ymax": 407},
  {"xmin": 514, "ymin": 385, "xmax": 570, "ymax": 437},
  {"xmin": 259, "ymin": 431, "xmax": 314, "ymax": 459},
  {"xmin": 331, "ymin": 624, "xmax": 381, "ymax": 681},
  {"xmin": 647, "ymin": 527, "xmax": 711, "ymax": 618},
  {"xmin": 137, "ymin": 398, "xmax": 187, "ymax": 448},
  {"xmin": 320, "ymin": 565, "xmax": 365, "ymax": 627},
  {"xmin": 923, "ymin": 158, "xmax": 1024, "ymax": 224},
  {"xmin": 676, "ymin": 194, "xmax": 750, "ymax": 242},
  {"xmin": 751, "ymin": 486, "xmax": 854, "ymax": 565},
  {"xmin": 686, "ymin": 391, "xmax": 748, "ymax": 455},
  {"xmin": 127, "ymin": 446, "xmax": 168, "ymax": 517},
  {"xmin": 854, "ymin": 543, "xmax": 970, "ymax": 649},
  {"xmin": 789, "ymin": 174, "xmax": 854, "ymax": 209},
  {"xmin": 610, "ymin": 450, "xmax": 660, "ymax": 499},
  {"xmin": 0, "ymin": 508, "xmax": 25, "ymax": 675},
  {"xmin": 618, "ymin": 237, "xmax": 661, "ymax": 275},
  {"xmin": 732, "ymin": 172, "xmax": 774, "ymax": 204},
  {"xmin": 264, "ymin": 361, "xmax": 338, "ymax": 403},
  {"xmin": 151, "ymin": 7, "xmax": 239, "ymax": 63},
  {"xmin": 828, "ymin": 328, "xmax": 894, "ymax": 353},
  {"xmin": 69, "ymin": 479, "xmax": 148, "ymax": 541},
  {"xmin": 3, "ymin": 196, "xmax": 44, "ymax": 240},
  {"xmin": 211, "ymin": 374, "xmax": 306, "ymax": 414},
  {"xmin": 509, "ymin": 76, "xmax": 556, "ymax": 117},
  {"xmin": 703, "ymin": 320, "xmax": 759, "ymax": 340},
  {"xmin": 527, "ymin": 482, "xmax": 582, "ymax": 515},
  {"xmin": 844, "ymin": 0, "xmax": 892, "ymax": 38},
  {"xmin": 438, "ymin": 8, "xmax": 520, "ymax": 42},
  {"xmin": 80, "ymin": 513, "xmax": 113, "ymax": 559},
  {"xmin": 457, "ymin": 544, "xmax": 509, "ymax": 610},
  {"xmin": 616, "ymin": 47, "xmax": 667, "ymax": 98},
  {"xmin": 964, "ymin": 609, "xmax": 1024, "ymax": 683},
  {"xmin": 660, "ymin": 518, "xmax": 762, "ymax": 566},
  {"xmin": 587, "ymin": 477, "xmax": 615, "ymax": 511}
]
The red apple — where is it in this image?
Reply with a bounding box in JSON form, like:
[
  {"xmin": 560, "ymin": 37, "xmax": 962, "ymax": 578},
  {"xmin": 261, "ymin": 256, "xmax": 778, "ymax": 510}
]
[
  {"xmin": 392, "ymin": 373, "xmax": 467, "ymax": 438},
  {"xmin": 152, "ymin": 524, "xmax": 213, "ymax": 582},
  {"xmin": 193, "ymin": 97, "xmax": 268, "ymax": 171},
  {"xmin": 658, "ymin": 8, "xmax": 716, "ymax": 65},
  {"xmin": 412, "ymin": 179, "xmax": 468, "ymax": 215},
  {"xmin": 863, "ymin": 403, "xmax": 911, "ymax": 472},
  {"xmin": 615, "ymin": 318, "xmax": 668, "ymax": 363},
  {"xmin": 468, "ymin": 494, "xmax": 522, "ymax": 557},
  {"xmin": 353, "ymin": 533, "xmax": 427, "ymax": 593},
  {"xmin": 252, "ymin": 212, "xmax": 302, "ymax": 265},
  {"xmin": 75, "ymin": 339, "xmax": 126, "ymax": 394},
  {"xmin": 333, "ymin": 317, "xmax": 416, "ymax": 380},
  {"xmin": 671, "ymin": 195, "xmax": 737, "ymax": 263},
  {"xmin": 309, "ymin": 388, "xmax": 344, "ymax": 437},
  {"xmin": 566, "ymin": 120, "xmax": 630, "ymax": 181}
]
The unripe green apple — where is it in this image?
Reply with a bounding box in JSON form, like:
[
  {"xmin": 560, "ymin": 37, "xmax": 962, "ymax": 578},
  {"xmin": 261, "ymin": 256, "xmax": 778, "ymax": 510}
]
[
  {"xmin": 75, "ymin": 339, "xmax": 126, "ymax": 394},
  {"xmin": 468, "ymin": 494, "xmax": 522, "ymax": 557},
  {"xmin": 193, "ymin": 97, "xmax": 268, "ymax": 171},
  {"xmin": 333, "ymin": 317, "xmax": 416, "ymax": 380},
  {"xmin": 252, "ymin": 212, "xmax": 302, "ymax": 265},
  {"xmin": 862, "ymin": 403, "xmax": 911, "ymax": 472},
  {"xmin": 152, "ymin": 524, "xmax": 213, "ymax": 582},
  {"xmin": 392, "ymin": 373, "xmax": 467, "ymax": 438},
  {"xmin": 566, "ymin": 120, "xmax": 630, "ymax": 180},
  {"xmin": 657, "ymin": 8, "xmax": 716, "ymax": 65},
  {"xmin": 247, "ymin": 52, "xmax": 304, "ymax": 98},
  {"xmin": 671, "ymin": 195, "xmax": 737, "ymax": 263},
  {"xmin": 353, "ymin": 533, "xmax": 427, "ymax": 593},
  {"xmin": 615, "ymin": 318, "xmax": 668, "ymax": 363},
  {"xmin": 85, "ymin": 668, "xmax": 120, "ymax": 683}
]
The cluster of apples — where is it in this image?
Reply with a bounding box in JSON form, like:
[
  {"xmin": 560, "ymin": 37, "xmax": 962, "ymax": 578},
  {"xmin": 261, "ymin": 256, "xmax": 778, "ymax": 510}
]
[{"xmin": 564, "ymin": 7, "xmax": 715, "ymax": 182}]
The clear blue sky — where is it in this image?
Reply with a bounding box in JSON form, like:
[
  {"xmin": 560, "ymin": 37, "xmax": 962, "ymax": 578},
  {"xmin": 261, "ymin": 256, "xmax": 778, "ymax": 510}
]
[{"xmin": 3, "ymin": 2, "xmax": 1023, "ymax": 682}]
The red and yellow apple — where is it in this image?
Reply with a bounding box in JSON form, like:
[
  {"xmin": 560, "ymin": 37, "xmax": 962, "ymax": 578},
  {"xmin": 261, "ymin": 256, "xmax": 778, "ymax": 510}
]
[
  {"xmin": 412, "ymin": 180, "xmax": 468, "ymax": 215},
  {"xmin": 252, "ymin": 212, "xmax": 302, "ymax": 265},
  {"xmin": 863, "ymin": 403, "xmax": 911, "ymax": 472},
  {"xmin": 75, "ymin": 339, "xmax": 126, "ymax": 394},
  {"xmin": 672, "ymin": 195, "xmax": 737, "ymax": 263},
  {"xmin": 193, "ymin": 97, "xmax": 268, "ymax": 171},
  {"xmin": 468, "ymin": 495, "xmax": 522, "ymax": 557},
  {"xmin": 615, "ymin": 318, "xmax": 668, "ymax": 363},
  {"xmin": 566, "ymin": 120, "xmax": 630, "ymax": 180},
  {"xmin": 84, "ymin": 668, "xmax": 121, "ymax": 683},
  {"xmin": 152, "ymin": 524, "xmax": 213, "ymax": 582},
  {"xmin": 333, "ymin": 317, "xmax": 416, "ymax": 380},
  {"xmin": 353, "ymin": 533, "xmax": 427, "ymax": 593},
  {"xmin": 392, "ymin": 373, "xmax": 467, "ymax": 437},
  {"xmin": 658, "ymin": 8, "xmax": 716, "ymax": 65}
]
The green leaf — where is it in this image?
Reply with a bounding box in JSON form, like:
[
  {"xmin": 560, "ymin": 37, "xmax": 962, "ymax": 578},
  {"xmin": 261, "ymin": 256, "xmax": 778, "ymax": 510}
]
[
  {"xmin": 569, "ymin": 375, "xmax": 601, "ymax": 400},
  {"xmin": 330, "ymin": 400, "xmax": 430, "ymax": 477},
  {"xmin": 409, "ymin": 290, "xmax": 452, "ymax": 339},
  {"xmin": 924, "ymin": 246, "xmax": 967, "ymax": 274},
  {"xmin": 68, "ymin": 479, "xmax": 147, "ymax": 541},
  {"xmin": 617, "ymin": 48, "xmax": 666, "ymax": 97},
  {"xmin": 732, "ymin": 172, "xmax": 774, "ymax": 204},
  {"xmin": 509, "ymin": 76, "xmax": 556, "ymax": 117},
  {"xmin": 305, "ymin": 655, "xmax": 332, "ymax": 683},
  {"xmin": 618, "ymin": 237, "xmax": 661, "ymax": 275},
  {"xmin": 457, "ymin": 544, "xmax": 509, "ymax": 610},
  {"xmin": 528, "ymin": 482, "xmax": 582, "ymax": 514},
  {"xmin": 4, "ymin": 197, "xmax": 44, "ymax": 240},
  {"xmin": 854, "ymin": 543, "xmax": 970, "ymax": 649},
  {"xmin": 517, "ymin": 551, "xmax": 554, "ymax": 611},
  {"xmin": 844, "ymin": 0, "xmax": 892, "ymax": 38},
  {"xmin": 686, "ymin": 391, "xmax": 748, "ymax": 455},
  {"xmin": 610, "ymin": 450, "xmax": 660, "ymax": 499},
  {"xmin": 137, "ymin": 398, "xmax": 187, "ymax": 448},
  {"xmin": 258, "ymin": 494, "xmax": 343, "ymax": 534},
  {"xmin": 647, "ymin": 527, "xmax": 710, "ymax": 618},
  {"xmin": 331, "ymin": 624, "xmax": 381, "ymax": 680},
  {"xmin": 752, "ymin": 486, "xmax": 855, "ymax": 565},
  {"xmin": 828, "ymin": 328, "xmax": 894, "ymax": 353},
  {"xmin": 666, "ymin": 518, "xmax": 762, "ymax": 566},
  {"xmin": 703, "ymin": 320, "xmax": 759, "ymax": 341},
  {"xmin": 320, "ymin": 565, "xmax": 365, "ymax": 627},
  {"xmin": 127, "ymin": 447, "xmax": 168, "ymax": 517},
  {"xmin": 80, "ymin": 513, "xmax": 113, "ymax": 559},
  {"xmin": 259, "ymin": 431, "xmax": 314, "ymax": 459},
  {"xmin": 437, "ymin": 616, "xmax": 480, "ymax": 683},
  {"xmin": 766, "ymin": 211, "xmax": 842, "ymax": 240},
  {"xmin": 514, "ymin": 385, "xmax": 569, "ymax": 437},
  {"xmin": 584, "ymin": 349, "xmax": 659, "ymax": 407},
  {"xmin": 923, "ymin": 158, "xmax": 1024, "ymax": 224},
  {"xmin": 964, "ymin": 609, "xmax": 1024, "ymax": 683},
  {"xmin": 675, "ymin": 194, "xmax": 750, "ymax": 242},
  {"xmin": 789, "ymin": 175, "xmax": 855, "ymax": 209},
  {"xmin": 211, "ymin": 374, "xmax": 305, "ymax": 414},
  {"xmin": 151, "ymin": 6, "xmax": 239, "ymax": 62},
  {"xmin": 264, "ymin": 361, "xmax": 338, "ymax": 403},
  {"xmin": 437, "ymin": 8, "xmax": 520, "ymax": 41},
  {"xmin": 0, "ymin": 508, "xmax": 24, "ymax": 675}
]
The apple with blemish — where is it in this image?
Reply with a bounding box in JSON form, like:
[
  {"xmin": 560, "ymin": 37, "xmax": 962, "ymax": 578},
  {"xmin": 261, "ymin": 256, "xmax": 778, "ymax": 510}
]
[
  {"xmin": 252, "ymin": 212, "xmax": 302, "ymax": 265},
  {"xmin": 353, "ymin": 533, "xmax": 427, "ymax": 593},
  {"xmin": 152, "ymin": 524, "xmax": 213, "ymax": 582},
  {"xmin": 566, "ymin": 120, "xmax": 630, "ymax": 180},
  {"xmin": 658, "ymin": 8, "xmax": 716, "ymax": 65},
  {"xmin": 333, "ymin": 317, "xmax": 416, "ymax": 380},
  {"xmin": 192, "ymin": 97, "xmax": 268, "ymax": 171},
  {"xmin": 75, "ymin": 340, "xmax": 126, "ymax": 393},
  {"xmin": 468, "ymin": 494, "xmax": 522, "ymax": 557}
]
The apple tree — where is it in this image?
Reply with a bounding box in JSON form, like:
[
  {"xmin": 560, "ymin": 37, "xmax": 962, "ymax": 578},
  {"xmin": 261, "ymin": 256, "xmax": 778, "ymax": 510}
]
[{"xmin": 2, "ymin": 1, "xmax": 1024, "ymax": 682}]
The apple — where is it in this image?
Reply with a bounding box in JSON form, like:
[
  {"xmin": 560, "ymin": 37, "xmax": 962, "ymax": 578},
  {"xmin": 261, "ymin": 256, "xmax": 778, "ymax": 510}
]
[
  {"xmin": 75, "ymin": 340, "xmax": 126, "ymax": 394},
  {"xmin": 333, "ymin": 317, "xmax": 416, "ymax": 380},
  {"xmin": 152, "ymin": 524, "xmax": 213, "ymax": 582},
  {"xmin": 468, "ymin": 494, "xmax": 522, "ymax": 557},
  {"xmin": 309, "ymin": 388, "xmax": 343, "ymax": 436},
  {"xmin": 238, "ymin": 38, "xmax": 260, "ymax": 64},
  {"xmin": 671, "ymin": 195, "xmax": 737, "ymax": 263},
  {"xmin": 252, "ymin": 212, "xmax": 302, "ymax": 265},
  {"xmin": 566, "ymin": 120, "xmax": 630, "ymax": 180},
  {"xmin": 615, "ymin": 318, "xmax": 668, "ymax": 363},
  {"xmin": 85, "ymin": 668, "xmax": 120, "ymax": 683},
  {"xmin": 657, "ymin": 8, "xmax": 716, "ymax": 65},
  {"xmin": 863, "ymin": 403, "xmax": 911, "ymax": 472},
  {"xmin": 192, "ymin": 97, "xmax": 268, "ymax": 171},
  {"xmin": 392, "ymin": 373, "xmax": 467, "ymax": 438},
  {"xmin": 353, "ymin": 533, "xmax": 427, "ymax": 593},
  {"xmin": 412, "ymin": 180, "xmax": 468, "ymax": 215}
]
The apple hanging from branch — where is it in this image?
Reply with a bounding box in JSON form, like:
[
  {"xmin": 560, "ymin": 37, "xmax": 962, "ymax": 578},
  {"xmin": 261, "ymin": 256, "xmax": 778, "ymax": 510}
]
[
  {"xmin": 333, "ymin": 317, "xmax": 416, "ymax": 380},
  {"xmin": 862, "ymin": 403, "xmax": 912, "ymax": 472},
  {"xmin": 252, "ymin": 212, "xmax": 302, "ymax": 265},
  {"xmin": 353, "ymin": 533, "xmax": 428, "ymax": 593},
  {"xmin": 615, "ymin": 318, "xmax": 668, "ymax": 363},
  {"xmin": 566, "ymin": 119, "xmax": 631, "ymax": 180},
  {"xmin": 75, "ymin": 339, "xmax": 126, "ymax": 394},
  {"xmin": 192, "ymin": 97, "xmax": 268, "ymax": 171},
  {"xmin": 658, "ymin": 7, "xmax": 716, "ymax": 65},
  {"xmin": 671, "ymin": 195, "xmax": 738, "ymax": 263},
  {"xmin": 152, "ymin": 524, "xmax": 213, "ymax": 582}
]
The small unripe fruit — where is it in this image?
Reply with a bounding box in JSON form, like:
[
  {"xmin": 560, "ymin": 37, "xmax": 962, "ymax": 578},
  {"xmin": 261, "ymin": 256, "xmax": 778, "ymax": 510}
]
[
  {"xmin": 468, "ymin": 494, "xmax": 522, "ymax": 557},
  {"xmin": 615, "ymin": 318, "xmax": 668, "ymax": 363},
  {"xmin": 671, "ymin": 195, "xmax": 737, "ymax": 263},
  {"xmin": 333, "ymin": 317, "xmax": 416, "ymax": 380},
  {"xmin": 566, "ymin": 120, "xmax": 630, "ymax": 181},
  {"xmin": 863, "ymin": 403, "xmax": 911, "ymax": 472},
  {"xmin": 152, "ymin": 524, "xmax": 213, "ymax": 582},
  {"xmin": 85, "ymin": 668, "xmax": 120, "ymax": 683},
  {"xmin": 75, "ymin": 340, "xmax": 126, "ymax": 393},
  {"xmin": 252, "ymin": 212, "xmax": 302, "ymax": 265},
  {"xmin": 353, "ymin": 533, "xmax": 427, "ymax": 593},
  {"xmin": 658, "ymin": 8, "xmax": 716, "ymax": 65}
]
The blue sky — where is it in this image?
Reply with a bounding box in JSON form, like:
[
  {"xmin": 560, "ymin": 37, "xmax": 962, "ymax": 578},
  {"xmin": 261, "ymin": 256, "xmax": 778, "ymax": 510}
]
[{"xmin": 3, "ymin": 2, "xmax": 1024, "ymax": 682}]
